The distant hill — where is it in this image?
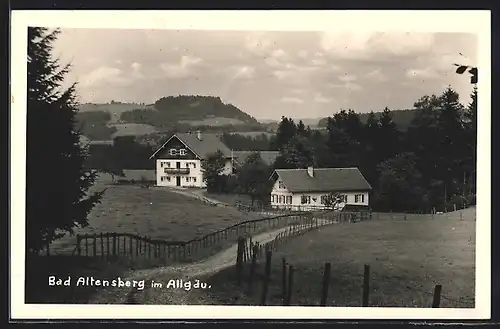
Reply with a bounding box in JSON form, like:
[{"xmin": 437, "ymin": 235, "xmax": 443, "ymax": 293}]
[
  {"xmin": 120, "ymin": 95, "xmax": 260, "ymax": 129},
  {"xmin": 75, "ymin": 96, "xmax": 263, "ymax": 140},
  {"xmin": 317, "ymin": 109, "xmax": 418, "ymax": 131}
]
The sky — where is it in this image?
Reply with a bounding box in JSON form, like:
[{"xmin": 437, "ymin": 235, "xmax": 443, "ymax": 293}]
[{"xmin": 53, "ymin": 29, "xmax": 477, "ymax": 120}]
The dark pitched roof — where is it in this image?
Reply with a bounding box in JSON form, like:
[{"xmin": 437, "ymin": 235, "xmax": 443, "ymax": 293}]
[
  {"xmin": 271, "ymin": 167, "xmax": 372, "ymax": 193},
  {"xmin": 233, "ymin": 151, "xmax": 280, "ymax": 166},
  {"xmin": 150, "ymin": 132, "xmax": 232, "ymax": 159}
]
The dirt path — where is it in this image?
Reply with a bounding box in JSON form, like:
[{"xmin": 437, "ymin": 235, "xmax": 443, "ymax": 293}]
[{"xmin": 89, "ymin": 218, "xmax": 333, "ymax": 305}]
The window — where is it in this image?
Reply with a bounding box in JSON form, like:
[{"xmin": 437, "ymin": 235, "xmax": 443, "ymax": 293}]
[
  {"xmin": 278, "ymin": 181, "xmax": 285, "ymax": 189},
  {"xmin": 286, "ymin": 196, "xmax": 292, "ymax": 204},
  {"xmin": 301, "ymin": 195, "xmax": 311, "ymax": 204},
  {"xmin": 340, "ymin": 194, "xmax": 347, "ymax": 203},
  {"xmin": 179, "ymin": 149, "xmax": 187, "ymax": 156},
  {"xmin": 169, "ymin": 148, "xmax": 177, "ymax": 156},
  {"xmin": 193, "ymin": 177, "xmax": 197, "ymax": 182},
  {"xmin": 355, "ymin": 194, "xmax": 365, "ymax": 203},
  {"xmin": 320, "ymin": 195, "xmax": 327, "ymax": 204},
  {"xmin": 166, "ymin": 176, "xmax": 171, "ymax": 182},
  {"xmin": 160, "ymin": 162, "xmax": 164, "ymax": 168},
  {"xmin": 166, "ymin": 162, "xmax": 171, "ymax": 167},
  {"xmin": 193, "ymin": 163, "xmax": 197, "ymax": 168}
]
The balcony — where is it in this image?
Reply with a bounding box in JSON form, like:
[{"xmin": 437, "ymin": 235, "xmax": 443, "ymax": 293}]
[{"xmin": 164, "ymin": 168, "xmax": 190, "ymax": 175}]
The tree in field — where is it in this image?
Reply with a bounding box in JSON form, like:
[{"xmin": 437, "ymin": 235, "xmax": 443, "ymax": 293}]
[
  {"xmin": 463, "ymin": 87, "xmax": 477, "ymax": 194},
  {"xmin": 360, "ymin": 111, "xmax": 380, "ymax": 188},
  {"xmin": 376, "ymin": 107, "xmax": 400, "ymax": 163},
  {"xmin": 322, "ymin": 192, "xmax": 343, "ymax": 209},
  {"xmin": 202, "ymin": 150, "xmax": 227, "ymax": 193},
  {"xmin": 435, "ymin": 87, "xmax": 466, "ymax": 199},
  {"xmin": 26, "ymin": 27, "xmax": 104, "ymax": 253},
  {"xmin": 274, "ymin": 136, "xmax": 315, "ymax": 169},
  {"xmin": 324, "ymin": 119, "xmax": 354, "ymax": 167},
  {"xmin": 374, "ymin": 152, "xmax": 426, "ymax": 212},
  {"xmin": 236, "ymin": 152, "xmax": 273, "ymax": 207},
  {"xmin": 274, "ymin": 116, "xmax": 297, "ymax": 150}
]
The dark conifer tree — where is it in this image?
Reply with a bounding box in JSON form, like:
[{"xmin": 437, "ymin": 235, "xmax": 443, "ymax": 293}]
[{"xmin": 26, "ymin": 27, "xmax": 103, "ymax": 253}]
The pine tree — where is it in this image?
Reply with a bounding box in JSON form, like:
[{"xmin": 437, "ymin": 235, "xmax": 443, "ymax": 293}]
[
  {"xmin": 464, "ymin": 87, "xmax": 477, "ymax": 195},
  {"xmin": 435, "ymin": 87, "xmax": 466, "ymax": 197},
  {"xmin": 377, "ymin": 107, "xmax": 400, "ymax": 162},
  {"xmin": 26, "ymin": 27, "xmax": 104, "ymax": 253}
]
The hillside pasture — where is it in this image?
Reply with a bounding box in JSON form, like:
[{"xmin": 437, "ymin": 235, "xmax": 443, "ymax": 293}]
[
  {"xmin": 205, "ymin": 208, "xmax": 476, "ymax": 308},
  {"xmin": 179, "ymin": 117, "xmax": 246, "ymax": 126},
  {"xmin": 234, "ymin": 131, "xmax": 276, "ymax": 138},
  {"xmin": 49, "ymin": 182, "xmax": 266, "ymax": 255},
  {"xmin": 109, "ymin": 123, "xmax": 158, "ymax": 137}
]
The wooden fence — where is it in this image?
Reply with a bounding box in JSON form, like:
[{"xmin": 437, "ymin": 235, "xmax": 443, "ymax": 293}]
[
  {"xmin": 235, "ymin": 241, "xmax": 462, "ymax": 307},
  {"xmin": 72, "ymin": 209, "xmax": 368, "ymax": 261},
  {"xmin": 232, "ymin": 217, "xmax": 471, "ymax": 307}
]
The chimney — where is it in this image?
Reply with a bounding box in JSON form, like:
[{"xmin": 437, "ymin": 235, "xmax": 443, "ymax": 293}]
[
  {"xmin": 196, "ymin": 131, "xmax": 202, "ymax": 140},
  {"xmin": 307, "ymin": 166, "xmax": 314, "ymax": 178}
]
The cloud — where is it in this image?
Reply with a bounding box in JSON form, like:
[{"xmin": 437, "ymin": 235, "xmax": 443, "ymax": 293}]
[
  {"xmin": 364, "ymin": 68, "xmax": 388, "ymax": 82},
  {"xmin": 406, "ymin": 67, "xmax": 440, "ymax": 79},
  {"xmin": 231, "ymin": 66, "xmax": 256, "ymax": 80},
  {"xmin": 338, "ymin": 74, "xmax": 357, "ymax": 82},
  {"xmin": 329, "ymin": 82, "xmax": 363, "ymax": 91},
  {"xmin": 280, "ymin": 96, "xmax": 304, "ymax": 104},
  {"xmin": 159, "ymin": 55, "xmax": 203, "ymax": 79},
  {"xmin": 314, "ymin": 92, "xmax": 333, "ymax": 103},
  {"xmin": 80, "ymin": 66, "xmax": 131, "ymax": 88},
  {"xmin": 320, "ymin": 32, "xmax": 435, "ymax": 60},
  {"xmin": 244, "ymin": 31, "xmax": 273, "ymax": 56}
]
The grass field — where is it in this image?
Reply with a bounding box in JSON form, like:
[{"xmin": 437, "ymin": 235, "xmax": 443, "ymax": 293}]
[
  {"xmin": 29, "ymin": 178, "xmax": 271, "ymax": 303},
  {"xmin": 48, "ymin": 180, "xmax": 266, "ymax": 255},
  {"xmin": 204, "ymin": 208, "xmax": 476, "ymax": 308}
]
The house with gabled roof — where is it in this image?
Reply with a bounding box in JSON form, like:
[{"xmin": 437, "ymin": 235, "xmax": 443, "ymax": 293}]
[
  {"xmin": 149, "ymin": 131, "xmax": 235, "ymax": 188},
  {"xmin": 269, "ymin": 166, "xmax": 372, "ymax": 211}
]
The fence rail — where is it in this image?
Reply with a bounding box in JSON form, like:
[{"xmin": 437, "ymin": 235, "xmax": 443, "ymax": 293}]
[
  {"xmin": 67, "ymin": 209, "xmax": 370, "ymax": 263},
  {"xmin": 234, "ymin": 225, "xmax": 473, "ymax": 307}
]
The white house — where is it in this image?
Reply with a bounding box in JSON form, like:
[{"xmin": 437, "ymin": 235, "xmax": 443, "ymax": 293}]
[
  {"xmin": 149, "ymin": 131, "xmax": 234, "ymax": 188},
  {"xmin": 269, "ymin": 166, "xmax": 372, "ymax": 211}
]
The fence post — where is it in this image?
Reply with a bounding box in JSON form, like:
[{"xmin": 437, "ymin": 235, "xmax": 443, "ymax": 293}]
[
  {"xmin": 236, "ymin": 236, "xmax": 245, "ymax": 285},
  {"xmin": 106, "ymin": 234, "xmax": 110, "ymax": 258},
  {"xmin": 260, "ymin": 249, "xmax": 273, "ymax": 306},
  {"xmin": 284, "ymin": 265, "xmax": 294, "ymax": 306},
  {"xmin": 320, "ymin": 262, "xmax": 332, "ymax": 306},
  {"xmin": 129, "ymin": 235, "xmax": 133, "ymax": 257},
  {"xmin": 247, "ymin": 244, "xmax": 259, "ymax": 294},
  {"xmin": 432, "ymin": 284, "xmax": 442, "ymax": 308},
  {"xmin": 362, "ymin": 264, "xmax": 370, "ymax": 307},
  {"xmin": 123, "ymin": 235, "xmax": 126, "ymax": 256},
  {"xmin": 100, "ymin": 233, "xmax": 104, "ymax": 258},
  {"xmin": 76, "ymin": 235, "xmax": 81, "ymax": 256},
  {"xmin": 282, "ymin": 258, "xmax": 287, "ymax": 304},
  {"xmin": 85, "ymin": 235, "xmax": 89, "ymax": 256},
  {"xmin": 93, "ymin": 236, "xmax": 97, "ymax": 257},
  {"xmin": 112, "ymin": 233, "xmax": 117, "ymax": 256}
]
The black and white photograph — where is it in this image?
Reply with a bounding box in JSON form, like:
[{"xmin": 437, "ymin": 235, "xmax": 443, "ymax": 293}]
[{"xmin": 10, "ymin": 10, "xmax": 491, "ymax": 320}]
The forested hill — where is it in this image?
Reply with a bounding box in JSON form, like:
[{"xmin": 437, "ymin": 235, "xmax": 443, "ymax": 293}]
[
  {"xmin": 120, "ymin": 95, "xmax": 259, "ymax": 128},
  {"xmin": 318, "ymin": 109, "xmax": 417, "ymax": 131},
  {"xmin": 75, "ymin": 95, "xmax": 261, "ymax": 140}
]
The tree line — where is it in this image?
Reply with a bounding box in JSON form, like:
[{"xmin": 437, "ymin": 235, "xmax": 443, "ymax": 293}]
[
  {"xmin": 203, "ymin": 87, "xmax": 477, "ymax": 214},
  {"xmin": 273, "ymin": 87, "xmax": 477, "ymax": 213}
]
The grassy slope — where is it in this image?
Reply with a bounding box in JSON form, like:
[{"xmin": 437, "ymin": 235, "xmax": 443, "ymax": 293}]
[
  {"xmin": 49, "ymin": 183, "xmax": 266, "ymax": 255},
  {"xmin": 204, "ymin": 208, "xmax": 476, "ymax": 308},
  {"xmin": 28, "ymin": 179, "xmax": 269, "ymax": 303}
]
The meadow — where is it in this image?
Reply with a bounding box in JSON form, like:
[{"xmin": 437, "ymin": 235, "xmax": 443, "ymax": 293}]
[
  {"xmin": 49, "ymin": 178, "xmax": 266, "ymax": 255},
  {"xmin": 203, "ymin": 208, "xmax": 476, "ymax": 308}
]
